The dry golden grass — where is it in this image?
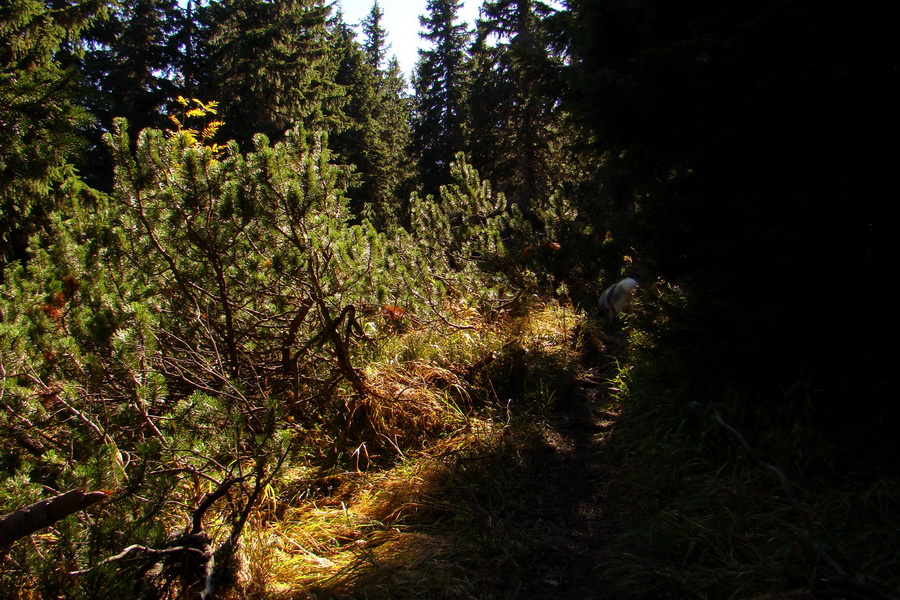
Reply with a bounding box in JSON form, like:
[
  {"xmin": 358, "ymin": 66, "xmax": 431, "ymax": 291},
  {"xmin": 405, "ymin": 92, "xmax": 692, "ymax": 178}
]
[
  {"xmin": 358, "ymin": 360, "xmax": 471, "ymax": 446},
  {"xmin": 234, "ymin": 433, "xmax": 465, "ymax": 597},
  {"xmin": 227, "ymin": 298, "xmax": 900, "ymax": 600},
  {"xmin": 227, "ymin": 300, "xmax": 585, "ymax": 599}
]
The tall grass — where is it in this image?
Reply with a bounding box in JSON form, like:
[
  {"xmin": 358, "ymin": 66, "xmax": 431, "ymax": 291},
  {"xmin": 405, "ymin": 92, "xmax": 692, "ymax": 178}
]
[
  {"xmin": 226, "ymin": 300, "xmax": 586, "ymax": 598},
  {"xmin": 226, "ymin": 292, "xmax": 900, "ymax": 600},
  {"xmin": 588, "ymin": 292, "xmax": 900, "ymax": 600}
]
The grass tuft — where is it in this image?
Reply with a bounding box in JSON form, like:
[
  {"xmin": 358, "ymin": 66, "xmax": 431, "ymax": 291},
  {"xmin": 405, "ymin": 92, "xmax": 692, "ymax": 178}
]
[
  {"xmin": 227, "ymin": 300, "xmax": 593, "ymax": 598},
  {"xmin": 225, "ymin": 295, "xmax": 900, "ymax": 600}
]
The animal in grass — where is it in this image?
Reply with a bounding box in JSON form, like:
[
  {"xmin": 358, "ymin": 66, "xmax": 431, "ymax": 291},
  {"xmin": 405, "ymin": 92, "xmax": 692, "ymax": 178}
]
[{"xmin": 599, "ymin": 277, "xmax": 638, "ymax": 319}]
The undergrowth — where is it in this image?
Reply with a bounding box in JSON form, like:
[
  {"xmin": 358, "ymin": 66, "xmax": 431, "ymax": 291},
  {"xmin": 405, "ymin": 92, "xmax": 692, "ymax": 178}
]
[
  {"xmin": 227, "ymin": 299, "xmax": 587, "ymax": 599},
  {"xmin": 219, "ymin": 297, "xmax": 898, "ymax": 599},
  {"xmin": 591, "ymin": 296, "xmax": 900, "ymax": 600}
]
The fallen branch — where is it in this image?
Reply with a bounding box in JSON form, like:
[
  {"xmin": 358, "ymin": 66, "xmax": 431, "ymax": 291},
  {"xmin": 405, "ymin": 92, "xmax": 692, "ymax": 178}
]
[
  {"xmin": 67, "ymin": 544, "xmax": 207, "ymax": 576},
  {"xmin": 68, "ymin": 479, "xmax": 240, "ymax": 591},
  {"xmin": 0, "ymin": 489, "xmax": 111, "ymax": 548}
]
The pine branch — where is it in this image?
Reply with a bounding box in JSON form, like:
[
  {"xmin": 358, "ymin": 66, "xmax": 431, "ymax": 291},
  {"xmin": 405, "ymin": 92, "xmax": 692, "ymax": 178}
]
[
  {"xmin": 307, "ymin": 256, "xmax": 368, "ymax": 398},
  {"xmin": 0, "ymin": 489, "xmax": 111, "ymax": 548},
  {"xmin": 191, "ymin": 476, "xmax": 245, "ymax": 536}
]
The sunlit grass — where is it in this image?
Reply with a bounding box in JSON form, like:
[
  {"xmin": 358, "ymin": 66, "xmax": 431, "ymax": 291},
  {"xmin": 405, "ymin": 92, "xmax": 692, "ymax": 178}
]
[
  {"xmin": 228, "ymin": 291, "xmax": 900, "ymax": 600},
  {"xmin": 226, "ymin": 299, "xmax": 587, "ymax": 598}
]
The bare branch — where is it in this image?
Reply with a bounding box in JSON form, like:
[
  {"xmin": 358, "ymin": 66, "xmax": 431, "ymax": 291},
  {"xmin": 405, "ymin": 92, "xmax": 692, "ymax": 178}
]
[
  {"xmin": 67, "ymin": 544, "xmax": 206, "ymax": 576},
  {"xmin": 0, "ymin": 489, "xmax": 111, "ymax": 548}
]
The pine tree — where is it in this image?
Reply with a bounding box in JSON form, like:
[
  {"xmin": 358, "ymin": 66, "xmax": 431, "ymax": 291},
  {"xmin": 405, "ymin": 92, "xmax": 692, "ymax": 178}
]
[
  {"xmin": 0, "ymin": 107, "xmax": 431, "ymax": 593},
  {"xmin": 471, "ymin": 0, "xmax": 563, "ymax": 219},
  {"xmin": 0, "ymin": 0, "xmax": 106, "ymax": 266},
  {"xmin": 75, "ymin": 0, "xmax": 183, "ymax": 189},
  {"xmin": 401, "ymin": 152, "xmax": 552, "ymax": 305},
  {"xmin": 196, "ymin": 0, "xmax": 347, "ymax": 146},
  {"xmin": 412, "ymin": 0, "xmax": 472, "ymax": 197},
  {"xmin": 331, "ymin": 4, "xmax": 412, "ymax": 228}
]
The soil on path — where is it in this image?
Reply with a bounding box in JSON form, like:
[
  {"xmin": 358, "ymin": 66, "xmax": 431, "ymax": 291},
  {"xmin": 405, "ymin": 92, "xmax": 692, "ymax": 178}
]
[
  {"xmin": 305, "ymin": 346, "xmax": 624, "ymax": 600},
  {"xmin": 504, "ymin": 360, "xmax": 620, "ymax": 599}
]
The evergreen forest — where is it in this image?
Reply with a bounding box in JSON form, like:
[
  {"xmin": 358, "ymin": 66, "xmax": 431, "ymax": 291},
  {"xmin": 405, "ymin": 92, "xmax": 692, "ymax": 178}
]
[{"xmin": 1, "ymin": 0, "xmax": 896, "ymax": 598}]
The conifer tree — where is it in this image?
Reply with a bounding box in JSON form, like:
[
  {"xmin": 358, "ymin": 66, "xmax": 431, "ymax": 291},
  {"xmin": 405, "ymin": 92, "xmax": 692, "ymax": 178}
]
[
  {"xmin": 75, "ymin": 0, "xmax": 183, "ymax": 188},
  {"xmin": 0, "ymin": 107, "xmax": 431, "ymax": 593},
  {"xmin": 331, "ymin": 15, "xmax": 379, "ymax": 214},
  {"xmin": 361, "ymin": 0, "xmax": 388, "ymax": 70},
  {"xmin": 402, "ymin": 152, "xmax": 548, "ymax": 304},
  {"xmin": 0, "ymin": 0, "xmax": 106, "ymax": 266},
  {"xmin": 412, "ymin": 0, "xmax": 472, "ymax": 197},
  {"xmin": 376, "ymin": 56, "xmax": 415, "ymax": 223},
  {"xmin": 195, "ymin": 0, "xmax": 347, "ymax": 146},
  {"xmin": 471, "ymin": 0, "xmax": 563, "ymax": 218},
  {"xmin": 363, "ymin": 5, "xmax": 414, "ymax": 227},
  {"xmin": 331, "ymin": 4, "xmax": 412, "ymax": 227},
  {"xmin": 465, "ymin": 33, "xmax": 513, "ymax": 192}
]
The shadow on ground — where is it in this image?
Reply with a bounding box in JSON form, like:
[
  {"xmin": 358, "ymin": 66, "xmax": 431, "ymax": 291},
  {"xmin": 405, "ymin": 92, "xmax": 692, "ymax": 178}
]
[{"xmin": 302, "ymin": 356, "xmax": 620, "ymax": 600}]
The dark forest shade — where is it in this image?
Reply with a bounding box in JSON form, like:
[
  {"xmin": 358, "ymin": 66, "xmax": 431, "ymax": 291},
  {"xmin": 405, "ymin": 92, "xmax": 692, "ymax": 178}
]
[{"xmin": 562, "ymin": 0, "xmax": 896, "ymax": 438}]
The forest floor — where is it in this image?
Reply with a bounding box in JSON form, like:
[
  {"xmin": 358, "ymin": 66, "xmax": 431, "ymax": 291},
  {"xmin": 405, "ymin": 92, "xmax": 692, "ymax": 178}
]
[
  {"xmin": 249, "ymin": 315, "xmax": 629, "ymax": 599},
  {"xmin": 234, "ymin": 305, "xmax": 900, "ymax": 600}
]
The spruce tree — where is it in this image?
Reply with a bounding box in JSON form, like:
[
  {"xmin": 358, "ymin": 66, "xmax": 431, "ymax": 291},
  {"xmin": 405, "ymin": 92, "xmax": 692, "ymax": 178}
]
[
  {"xmin": 471, "ymin": 0, "xmax": 563, "ymax": 219},
  {"xmin": 376, "ymin": 56, "xmax": 415, "ymax": 224},
  {"xmin": 362, "ymin": 5, "xmax": 414, "ymax": 228},
  {"xmin": 196, "ymin": 0, "xmax": 347, "ymax": 146},
  {"xmin": 361, "ymin": 0, "xmax": 388, "ymax": 70},
  {"xmin": 331, "ymin": 4, "xmax": 412, "ymax": 228},
  {"xmin": 412, "ymin": 0, "xmax": 472, "ymax": 197},
  {"xmin": 0, "ymin": 0, "xmax": 106, "ymax": 266},
  {"xmin": 75, "ymin": 0, "xmax": 183, "ymax": 189}
]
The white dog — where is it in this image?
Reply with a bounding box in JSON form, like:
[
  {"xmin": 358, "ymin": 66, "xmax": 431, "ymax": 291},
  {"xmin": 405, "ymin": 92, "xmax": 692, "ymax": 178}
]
[{"xmin": 599, "ymin": 277, "xmax": 638, "ymax": 318}]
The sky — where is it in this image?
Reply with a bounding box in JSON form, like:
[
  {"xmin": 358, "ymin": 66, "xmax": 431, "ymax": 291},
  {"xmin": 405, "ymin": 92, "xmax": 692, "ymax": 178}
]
[{"xmin": 334, "ymin": 0, "xmax": 483, "ymax": 79}]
